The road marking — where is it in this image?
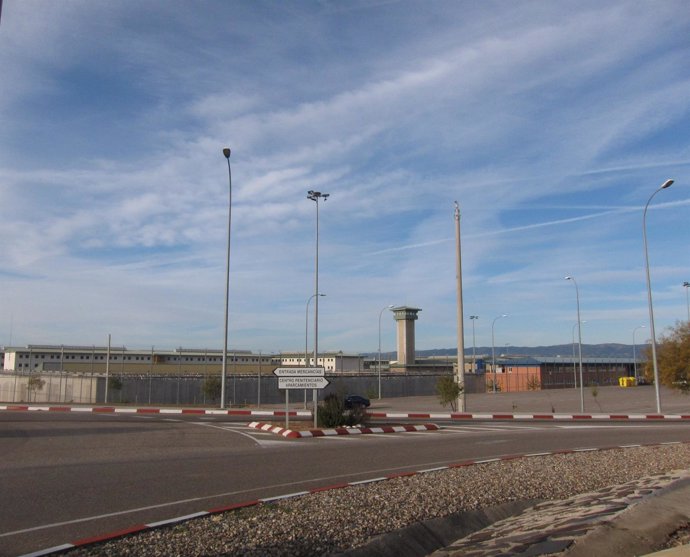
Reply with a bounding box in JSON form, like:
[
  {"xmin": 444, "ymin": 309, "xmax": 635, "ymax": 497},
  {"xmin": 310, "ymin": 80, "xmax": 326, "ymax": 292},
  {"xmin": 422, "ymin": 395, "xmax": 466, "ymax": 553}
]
[{"xmin": 189, "ymin": 422, "xmax": 294, "ymax": 448}]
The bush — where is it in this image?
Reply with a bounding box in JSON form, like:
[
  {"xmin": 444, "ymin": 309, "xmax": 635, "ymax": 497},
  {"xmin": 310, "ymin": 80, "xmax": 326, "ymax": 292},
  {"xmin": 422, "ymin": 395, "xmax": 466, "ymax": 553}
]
[
  {"xmin": 317, "ymin": 394, "xmax": 345, "ymax": 428},
  {"xmin": 317, "ymin": 393, "xmax": 369, "ymax": 428},
  {"xmin": 202, "ymin": 376, "xmax": 222, "ymax": 402},
  {"xmin": 436, "ymin": 376, "xmax": 463, "ymax": 411}
]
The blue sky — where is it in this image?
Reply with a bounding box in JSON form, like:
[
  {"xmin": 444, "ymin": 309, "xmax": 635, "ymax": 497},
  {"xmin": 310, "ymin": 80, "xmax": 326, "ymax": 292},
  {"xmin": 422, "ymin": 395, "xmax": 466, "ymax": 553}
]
[{"xmin": 1, "ymin": 1, "xmax": 689, "ymax": 355}]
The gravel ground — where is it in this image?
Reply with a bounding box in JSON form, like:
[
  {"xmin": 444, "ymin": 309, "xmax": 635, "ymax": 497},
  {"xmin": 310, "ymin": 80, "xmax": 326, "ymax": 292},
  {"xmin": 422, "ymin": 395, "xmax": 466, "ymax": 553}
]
[{"xmin": 65, "ymin": 444, "xmax": 690, "ymax": 557}]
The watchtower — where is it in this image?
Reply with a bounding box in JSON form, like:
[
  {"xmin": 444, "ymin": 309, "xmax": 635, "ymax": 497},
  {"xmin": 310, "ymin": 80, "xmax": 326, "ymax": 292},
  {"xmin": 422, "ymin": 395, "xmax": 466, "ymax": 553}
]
[{"xmin": 392, "ymin": 306, "xmax": 421, "ymax": 367}]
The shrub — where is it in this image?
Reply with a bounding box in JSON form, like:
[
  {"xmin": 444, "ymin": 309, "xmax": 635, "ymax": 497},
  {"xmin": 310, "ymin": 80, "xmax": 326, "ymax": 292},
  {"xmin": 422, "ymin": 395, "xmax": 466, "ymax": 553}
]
[
  {"xmin": 317, "ymin": 393, "xmax": 369, "ymax": 428},
  {"xmin": 317, "ymin": 393, "xmax": 345, "ymax": 428},
  {"xmin": 201, "ymin": 376, "xmax": 222, "ymax": 402},
  {"xmin": 436, "ymin": 376, "xmax": 463, "ymax": 412}
]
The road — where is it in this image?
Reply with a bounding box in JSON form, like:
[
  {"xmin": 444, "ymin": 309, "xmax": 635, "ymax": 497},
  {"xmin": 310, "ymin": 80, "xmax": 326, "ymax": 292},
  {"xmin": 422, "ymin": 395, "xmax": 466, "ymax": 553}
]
[{"xmin": 1, "ymin": 410, "xmax": 689, "ymax": 556}]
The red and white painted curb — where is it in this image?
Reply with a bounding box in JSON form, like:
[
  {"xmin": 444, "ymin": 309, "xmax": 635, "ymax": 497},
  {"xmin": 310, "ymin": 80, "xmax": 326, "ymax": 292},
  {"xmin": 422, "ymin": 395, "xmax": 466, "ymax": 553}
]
[
  {"xmin": 19, "ymin": 440, "xmax": 690, "ymax": 557},
  {"xmin": 248, "ymin": 421, "xmax": 439, "ymax": 438},
  {"xmin": 368, "ymin": 411, "xmax": 690, "ymax": 421},
  {"xmin": 0, "ymin": 404, "xmax": 312, "ymax": 418},
  {"xmin": 2, "ymin": 405, "xmax": 689, "ymax": 421}
]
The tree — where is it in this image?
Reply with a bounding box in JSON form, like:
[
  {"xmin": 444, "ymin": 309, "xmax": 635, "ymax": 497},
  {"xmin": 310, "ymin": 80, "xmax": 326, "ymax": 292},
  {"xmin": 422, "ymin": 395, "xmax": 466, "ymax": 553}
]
[
  {"xmin": 201, "ymin": 376, "xmax": 222, "ymax": 402},
  {"xmin": 436, "ymin": 376, "xmax": 463, "ymax": 412},
  {"xmin": 644, "ymin": 321, "xmax": 690, "ymax": 393},
  {"xmin": 27, "ymin": 376, "xmax": 46, "ymax": 401}
]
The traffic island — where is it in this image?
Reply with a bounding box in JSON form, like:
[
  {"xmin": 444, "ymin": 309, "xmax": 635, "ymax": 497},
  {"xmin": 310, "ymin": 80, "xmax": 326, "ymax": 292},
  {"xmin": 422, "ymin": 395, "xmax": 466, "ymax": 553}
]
[{"xmin": 248, "ymin": 421, "xmax": 440, "ymax": 439}]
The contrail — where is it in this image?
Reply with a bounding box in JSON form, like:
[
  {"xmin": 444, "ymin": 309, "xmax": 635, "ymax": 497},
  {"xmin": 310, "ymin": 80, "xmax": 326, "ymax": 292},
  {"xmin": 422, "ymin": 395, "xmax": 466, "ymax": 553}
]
[{"xmin": 368, "ymin": 198, "xmax": 690, "ymax": 256}]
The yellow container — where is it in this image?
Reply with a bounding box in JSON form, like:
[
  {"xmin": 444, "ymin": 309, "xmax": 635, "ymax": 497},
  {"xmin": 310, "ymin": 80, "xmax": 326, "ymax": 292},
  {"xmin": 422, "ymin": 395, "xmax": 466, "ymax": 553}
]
[{"xmin": 619, "ymin": 377, "xmax": 636, "ymax": 387}]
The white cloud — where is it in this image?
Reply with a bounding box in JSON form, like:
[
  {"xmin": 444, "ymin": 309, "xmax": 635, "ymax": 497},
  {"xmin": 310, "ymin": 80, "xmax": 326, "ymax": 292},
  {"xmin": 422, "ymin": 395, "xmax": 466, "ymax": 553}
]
[{"xmin": 1, "ymin": 0, "xmax": 689, "ymax": 351}]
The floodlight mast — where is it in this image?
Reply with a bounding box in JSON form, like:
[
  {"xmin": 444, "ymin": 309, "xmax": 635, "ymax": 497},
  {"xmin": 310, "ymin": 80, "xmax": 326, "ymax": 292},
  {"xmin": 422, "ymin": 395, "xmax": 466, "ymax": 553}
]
[{"xmin": 307, "ymin": 190, "xmax": 329, "ymax": 427}]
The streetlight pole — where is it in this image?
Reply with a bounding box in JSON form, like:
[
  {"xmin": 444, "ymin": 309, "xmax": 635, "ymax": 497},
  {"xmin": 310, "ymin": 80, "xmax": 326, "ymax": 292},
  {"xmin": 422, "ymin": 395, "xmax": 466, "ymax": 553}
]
[
  {"xmin": 491, "ymin": 314, "xmax": 507, "ymax": 393},
  {"xmin": 454, "ymin": 202, "xmax": 466, "ymax": 411},
  {"xmin": 633, "ymin": 325, "xmax": 645, "ymax": 381},
  {"xmin": 683, "ymin": 282, "xmax": 690, "ymax": 323},
  {"xmin": 308, "ymin": 190, "xmax": 329, "ymax": 427},
  {"xmin": 220, "ymin": 148, "xmax": 232, "ymax": 409},
  {"xmin": 378, "ymin": 304, "xmax": 394, "ymax": 400},
  {"xmin": 565, "ymin": 276, "xmax": 584, "ymax": 412},
  {"xmin": 643, "ymin": 179, "xmax": 674, "ymax": 414},
  {"xmin": 571, "ymin": 320, "xmax": 586, "ymax": 389},
  {"xmin": 305, "ymin": 293, "xmax": 325, "ymax": 408},
  {"xmin": 470, "ymin": 316, "xmax": 479, "ymax": 373}
]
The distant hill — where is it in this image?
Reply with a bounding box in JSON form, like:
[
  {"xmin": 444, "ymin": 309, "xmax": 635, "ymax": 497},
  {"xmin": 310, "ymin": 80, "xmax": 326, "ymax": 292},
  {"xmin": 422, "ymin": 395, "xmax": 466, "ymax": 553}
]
[{"xmin": 367, "ymin": 343, "xmax": 646, "ymax": 359}]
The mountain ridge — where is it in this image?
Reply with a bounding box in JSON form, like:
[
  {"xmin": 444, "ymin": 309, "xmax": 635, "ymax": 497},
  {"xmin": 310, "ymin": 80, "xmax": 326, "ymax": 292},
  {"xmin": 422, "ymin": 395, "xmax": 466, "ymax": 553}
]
[{"xmin": 368, "ymin": 343, "xmax": 646, "ymax": 359}]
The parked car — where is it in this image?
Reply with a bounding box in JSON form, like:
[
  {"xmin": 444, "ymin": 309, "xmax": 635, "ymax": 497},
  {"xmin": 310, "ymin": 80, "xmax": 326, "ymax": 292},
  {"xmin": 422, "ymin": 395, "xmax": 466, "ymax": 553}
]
[
  {"xmin": 344, "ymin": 395, "xmax": 370, "ymax": 409},
  {"xmin": 636, "ymin": 376, "xmax": 651, "ymax": 385}
]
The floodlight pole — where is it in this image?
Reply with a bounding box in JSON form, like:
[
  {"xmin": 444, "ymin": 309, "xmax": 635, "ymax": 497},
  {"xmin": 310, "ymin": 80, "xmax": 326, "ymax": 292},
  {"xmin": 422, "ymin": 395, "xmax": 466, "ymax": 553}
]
[
  {"xmin": 308, "ymin": 189, "xmax": 329, "ymax": 427},
  {"xmin": 454, "ymin": 202, "xmax": 466, "ymax": 411}
]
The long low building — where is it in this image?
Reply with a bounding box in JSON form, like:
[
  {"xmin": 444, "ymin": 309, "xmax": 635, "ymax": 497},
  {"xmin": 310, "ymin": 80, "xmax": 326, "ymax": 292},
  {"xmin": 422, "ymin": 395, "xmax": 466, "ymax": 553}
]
[{"xmin": 1, "ymin": 345, "xmax": 364, "ymax": 375}]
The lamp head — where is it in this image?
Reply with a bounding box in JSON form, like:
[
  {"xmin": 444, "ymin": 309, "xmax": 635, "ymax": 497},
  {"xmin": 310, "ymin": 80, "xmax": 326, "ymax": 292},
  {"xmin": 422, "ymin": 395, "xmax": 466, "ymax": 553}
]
[
  {"xmin": 661, "ymin": 179, "xmax": 674, "ymax": 189},
  {"xmin": 222, "ymin": 148, "xmax": 231, "ymax": 159}
]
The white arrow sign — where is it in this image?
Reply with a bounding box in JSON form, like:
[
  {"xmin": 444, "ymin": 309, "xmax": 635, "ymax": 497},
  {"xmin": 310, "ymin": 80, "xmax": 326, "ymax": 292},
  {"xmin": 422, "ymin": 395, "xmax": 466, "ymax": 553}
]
[
  {"xmin": 273, "ymin": 367, "xmax": 325, "ymax": 377},
  {"xmin": 278, "ymin": 376, "xmax": 330, "ymax": 390}
]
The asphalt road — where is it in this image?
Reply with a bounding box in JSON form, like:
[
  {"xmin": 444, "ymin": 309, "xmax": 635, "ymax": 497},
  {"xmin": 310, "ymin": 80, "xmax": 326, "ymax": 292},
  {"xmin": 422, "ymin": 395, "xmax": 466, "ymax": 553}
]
[{"xmin": 1, "ymin": 410, "xmax": 690, "ymax": 556}]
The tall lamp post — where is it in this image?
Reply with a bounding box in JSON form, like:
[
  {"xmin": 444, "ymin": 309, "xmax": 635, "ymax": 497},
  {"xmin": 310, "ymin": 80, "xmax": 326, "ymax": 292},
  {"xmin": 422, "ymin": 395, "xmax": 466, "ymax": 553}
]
[
  {"xmin": 643, "ymin": 179, "xmax": 674, "ymax": 414},
  {"xmin": 306, "ymin": 293, "xmax": 325, "ymax": 408},
  {"xmin": 220, "ymin": 148, "xmax": 232, "ymax": 409},
  {"xmin": 632, "ymin": 325, "xmax": 645, "ymax": 381},
  {"xmin": 307, "ymin": 190, "xmax": 329, "ymax": 427},
  {"xmin": 491, "ymin": 314, "xmax": 507, "ymax": 393},
  {"xmin": 571, "ymin": 320, "xmax": 586, "ymax": 389},
  {"xmin": 454, "ymin": 202, "xmax": 466, "ymax": 411},
  {"xmin": 469, "ymin": 316, "xmax": 479, "ymax": 373},
  {"xmin": 377, "ymin": 305, "xmax": 394, "ymax": 399},
  {"xmin": 683, "ymin": 282, "xmax": 690, "ymax": 322},
  {"xmin": 565, "ymin": 276, "xmax": 584, "ymax": 412}
]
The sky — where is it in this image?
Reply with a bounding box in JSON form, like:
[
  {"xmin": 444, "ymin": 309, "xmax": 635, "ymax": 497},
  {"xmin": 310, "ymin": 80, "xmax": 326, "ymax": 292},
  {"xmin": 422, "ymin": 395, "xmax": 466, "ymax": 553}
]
[{"xmin": 1, "ymin": 1, "xmax": 689, "ymax": 356}]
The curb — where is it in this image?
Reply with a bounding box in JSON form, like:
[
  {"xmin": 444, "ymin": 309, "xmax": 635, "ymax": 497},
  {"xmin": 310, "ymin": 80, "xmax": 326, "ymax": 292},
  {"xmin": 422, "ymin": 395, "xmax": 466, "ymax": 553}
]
[
  {"xmin": 248, "ymin": 421, "xmax": 440, "ymax": 438},
  {"xmin": 17, "ymin": 441, "xmax": 689, "ymax": 557},
  {"xmin": 3, "ymin": 405, "xmax": 690, "ymax": 421},
  {"xmin": 0, "ymin": 404, "xmax": 312, "ymax": 418},
  {"xmin": 368, "ymin": 411, "xmax": 690, "ymax": 421}
]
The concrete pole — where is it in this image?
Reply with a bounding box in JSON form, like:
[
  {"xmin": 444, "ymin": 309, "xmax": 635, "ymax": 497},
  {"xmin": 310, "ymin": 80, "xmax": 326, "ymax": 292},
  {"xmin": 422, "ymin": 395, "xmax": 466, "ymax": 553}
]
[{"xmin": 454, "ymin": 202, "xmax": 466, "ymax": 411}]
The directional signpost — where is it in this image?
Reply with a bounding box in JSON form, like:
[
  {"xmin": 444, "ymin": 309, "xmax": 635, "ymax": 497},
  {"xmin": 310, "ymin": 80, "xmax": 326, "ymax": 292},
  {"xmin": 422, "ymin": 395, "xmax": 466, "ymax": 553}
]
[
  {"xmin": 279, "ymin": 376, "xmax": 330, "ymax": 390},
  {"xmin": 273, "ymin": 367, "xmax": 328, "ymax": 428}
]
